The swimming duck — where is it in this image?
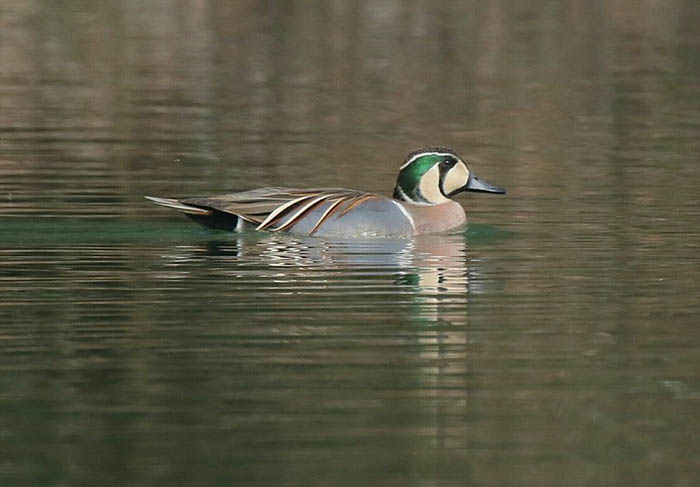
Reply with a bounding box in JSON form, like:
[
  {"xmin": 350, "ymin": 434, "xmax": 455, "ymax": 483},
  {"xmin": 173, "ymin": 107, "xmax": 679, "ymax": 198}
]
[{"xmin": 146, "ymin": 147, "xmax": 505, "ymax": 237}]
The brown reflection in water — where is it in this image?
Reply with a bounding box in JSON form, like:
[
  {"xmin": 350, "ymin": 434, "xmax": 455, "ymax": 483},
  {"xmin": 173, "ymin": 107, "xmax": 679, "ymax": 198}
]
[
  {"xmin": 1, "ymin": 1, "xmax": 698, "ymax": 219},
  {"xmin": 1, "ymin": 1, "xmax": 700, "ymax": 484}
]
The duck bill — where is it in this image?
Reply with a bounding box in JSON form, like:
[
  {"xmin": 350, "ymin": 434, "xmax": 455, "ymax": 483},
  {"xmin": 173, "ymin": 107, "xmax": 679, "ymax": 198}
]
[{"xmin": 459, "ymin": 173, "xmax": 506, "ymax": 195}]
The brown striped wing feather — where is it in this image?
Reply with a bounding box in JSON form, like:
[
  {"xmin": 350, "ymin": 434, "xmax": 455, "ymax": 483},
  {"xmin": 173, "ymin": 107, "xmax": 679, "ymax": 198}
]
[{"xmin": 181, "ymin": 187, "xmax": 383, "ymax": 233}]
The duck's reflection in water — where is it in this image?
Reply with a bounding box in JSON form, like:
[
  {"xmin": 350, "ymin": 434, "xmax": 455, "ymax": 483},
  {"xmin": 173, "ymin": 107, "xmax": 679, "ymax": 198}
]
[
  {"xmin": 155, "ymin": 232, "xmax": 474, "ymax": 326},
  {"xmin": 156, "ymin": 232, "xmax": 471, "ymax": 319},
  {"xmin": 154, "ymin": 231, "xmax": 479, "ymax": 450}
]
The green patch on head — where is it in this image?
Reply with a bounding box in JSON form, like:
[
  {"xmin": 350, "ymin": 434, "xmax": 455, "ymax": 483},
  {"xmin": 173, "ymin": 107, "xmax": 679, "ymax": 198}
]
[{"xmin": 394, "ymin": 154, "xmax": 442, "ymax": 200}]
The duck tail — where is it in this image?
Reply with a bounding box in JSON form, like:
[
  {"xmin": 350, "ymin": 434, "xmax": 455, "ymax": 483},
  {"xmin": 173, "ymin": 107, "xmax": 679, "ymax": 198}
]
[
  {"xmin": 146, "ymin": 195, "xmax": 243, "ymax": 231},
  {"xmin": 145, "ymin": 196, "xmax": 212, "ymax": 215}
]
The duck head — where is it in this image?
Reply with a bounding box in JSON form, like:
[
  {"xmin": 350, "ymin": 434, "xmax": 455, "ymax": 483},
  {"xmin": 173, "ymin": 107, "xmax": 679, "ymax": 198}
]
[{"xmin": 393, "ymin": 147, "xmax": 506, "ymax": 204}]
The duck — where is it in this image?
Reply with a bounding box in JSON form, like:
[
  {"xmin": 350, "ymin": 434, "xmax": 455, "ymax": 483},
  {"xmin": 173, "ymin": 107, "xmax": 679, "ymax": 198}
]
[{"xmin": 146, "ymin": 147, "xmax": 505, "ymax": 237}]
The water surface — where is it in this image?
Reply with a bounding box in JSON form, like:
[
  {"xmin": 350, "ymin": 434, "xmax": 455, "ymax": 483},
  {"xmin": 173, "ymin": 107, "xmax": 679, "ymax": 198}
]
[{"xmin": 1, "ymin": 1, "xmax": 700, "ymax": 486}]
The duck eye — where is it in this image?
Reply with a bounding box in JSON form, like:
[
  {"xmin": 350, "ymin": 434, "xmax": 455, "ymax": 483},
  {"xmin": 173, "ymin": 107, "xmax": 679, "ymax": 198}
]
[{"xmin": 441, "ymin": 158, "xmax": 457, "ymax": 168}]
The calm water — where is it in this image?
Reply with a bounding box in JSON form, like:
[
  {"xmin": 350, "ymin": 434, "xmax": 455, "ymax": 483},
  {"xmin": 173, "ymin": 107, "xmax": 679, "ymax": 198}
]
[{"xmin": 2, "ymin": 1, "xmax": 700, "ymax": 485}]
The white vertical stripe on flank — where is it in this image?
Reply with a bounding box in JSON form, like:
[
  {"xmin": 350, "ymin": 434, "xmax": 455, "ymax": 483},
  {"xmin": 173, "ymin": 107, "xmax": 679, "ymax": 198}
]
[{"xmin": 391, "ymin": 200, "xmax": 416, "ymax": 231}]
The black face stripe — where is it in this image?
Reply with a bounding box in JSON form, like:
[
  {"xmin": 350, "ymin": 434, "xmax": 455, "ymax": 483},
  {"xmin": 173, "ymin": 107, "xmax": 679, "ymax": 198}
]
[{"xmin": 438, "ymin": 156, "xmax": 458, "ymax": 196}]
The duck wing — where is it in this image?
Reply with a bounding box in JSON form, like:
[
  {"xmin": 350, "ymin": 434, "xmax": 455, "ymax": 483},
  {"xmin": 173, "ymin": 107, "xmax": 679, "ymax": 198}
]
[{"xmin": 148, "ymin": 187, "xmax": 384, "ymax": 233}]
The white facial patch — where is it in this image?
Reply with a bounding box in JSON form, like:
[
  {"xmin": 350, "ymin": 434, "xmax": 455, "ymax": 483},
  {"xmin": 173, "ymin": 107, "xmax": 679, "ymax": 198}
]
[
  {"xmin": 419, "ymin": 165, "xmax": 450, "ymax": 204},
  {"xmin": 442, "ymin": 162, "xmax": 470, "ymax": 196}
]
